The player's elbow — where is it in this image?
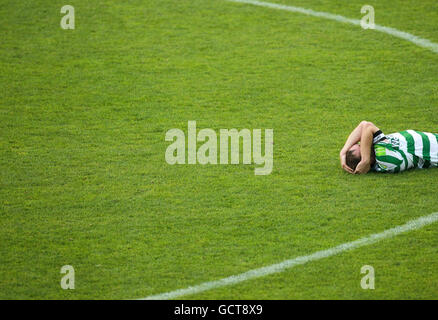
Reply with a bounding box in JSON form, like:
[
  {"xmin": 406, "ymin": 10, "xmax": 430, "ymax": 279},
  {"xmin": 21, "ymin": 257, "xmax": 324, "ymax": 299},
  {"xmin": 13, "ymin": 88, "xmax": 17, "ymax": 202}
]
[
  {"xmin": 360, "ymin": 120, "xmax": 374, "ymax": 128},
  {"xmin": 360, "ymin": 121, "xmax": 379, "ymax": 133},
  {"xmin": 360, "ymin": 120, "xmax": 380, "ymax": 134}
]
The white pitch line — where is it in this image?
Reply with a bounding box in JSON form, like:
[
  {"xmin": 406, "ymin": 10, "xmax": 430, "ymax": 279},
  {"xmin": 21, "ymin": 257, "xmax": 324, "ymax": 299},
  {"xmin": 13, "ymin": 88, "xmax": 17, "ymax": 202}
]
[
  {"xmin": 141, "ymin": 211, "xmax": 438, "ymax": 300},
  {"xmin": 225, "ymin": 0, "xmax": 438, "ymax": 54}
]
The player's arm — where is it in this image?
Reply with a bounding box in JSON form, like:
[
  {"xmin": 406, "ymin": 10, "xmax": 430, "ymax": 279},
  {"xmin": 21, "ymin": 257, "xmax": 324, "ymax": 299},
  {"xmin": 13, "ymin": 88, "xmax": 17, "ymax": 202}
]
[
  {"xmin": 354, "ymin": 122, "xmax": 380, "ymax": 174},
  {"xmin": 340, "ymin": 121, "xmax": 378, "ymax": 173}
]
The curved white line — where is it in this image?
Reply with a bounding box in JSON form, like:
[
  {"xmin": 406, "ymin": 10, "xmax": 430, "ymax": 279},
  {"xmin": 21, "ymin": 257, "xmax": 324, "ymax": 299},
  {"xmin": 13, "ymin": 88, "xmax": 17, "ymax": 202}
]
[
  {"xmin": 226, "ymin": 0, "xmax": 438, "ymax": 54},
  {"xmin": 141, "ymin": 212, "xmax": 438, "ymax": 299}
]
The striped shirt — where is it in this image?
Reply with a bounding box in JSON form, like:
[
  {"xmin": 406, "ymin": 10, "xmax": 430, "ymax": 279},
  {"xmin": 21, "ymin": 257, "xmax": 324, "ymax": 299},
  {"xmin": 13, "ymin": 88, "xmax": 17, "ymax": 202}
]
[{"xmin": 372, "ymin": 130, "xmax": 438, "ymax": 173}]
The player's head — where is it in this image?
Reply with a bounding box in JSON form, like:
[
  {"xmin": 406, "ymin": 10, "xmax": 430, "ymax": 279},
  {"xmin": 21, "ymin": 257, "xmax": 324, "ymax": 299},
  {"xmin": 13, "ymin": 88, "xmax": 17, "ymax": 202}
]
[{"xmin": 346, "ymin": 144, "xmax": 361, "ymax": 170}]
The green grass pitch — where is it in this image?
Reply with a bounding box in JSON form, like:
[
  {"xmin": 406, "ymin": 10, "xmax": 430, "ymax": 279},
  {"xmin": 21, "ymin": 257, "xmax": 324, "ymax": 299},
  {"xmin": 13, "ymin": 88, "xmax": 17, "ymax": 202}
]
[{"xmin": 1, "ymin": 0, "xmax": 437, "ymax": 299}]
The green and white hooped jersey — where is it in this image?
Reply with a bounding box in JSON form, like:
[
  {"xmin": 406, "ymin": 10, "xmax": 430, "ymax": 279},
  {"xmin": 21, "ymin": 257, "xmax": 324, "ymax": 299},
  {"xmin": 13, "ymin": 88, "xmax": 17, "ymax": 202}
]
[{"xmin": 372, "ymin": 130, "xmax": 438, "ymax": 173}]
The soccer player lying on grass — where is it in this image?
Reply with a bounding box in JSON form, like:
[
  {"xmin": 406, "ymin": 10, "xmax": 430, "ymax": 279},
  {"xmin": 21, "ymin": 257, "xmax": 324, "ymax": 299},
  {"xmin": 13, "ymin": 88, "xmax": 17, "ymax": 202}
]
[{"xmin": 340, "ymin": 121, "xmax": 438, "ymax": 174}]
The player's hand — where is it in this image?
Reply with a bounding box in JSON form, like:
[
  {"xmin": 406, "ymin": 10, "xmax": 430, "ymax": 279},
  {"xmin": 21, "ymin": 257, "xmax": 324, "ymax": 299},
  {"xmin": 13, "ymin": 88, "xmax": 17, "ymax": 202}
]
[
  {"xmin": 340, "ymin": 152, "xmax": 354, "ymax": 174},
  {"xmin": 354, "ymin": 160, "xmax": 370, "ymax": 174}
]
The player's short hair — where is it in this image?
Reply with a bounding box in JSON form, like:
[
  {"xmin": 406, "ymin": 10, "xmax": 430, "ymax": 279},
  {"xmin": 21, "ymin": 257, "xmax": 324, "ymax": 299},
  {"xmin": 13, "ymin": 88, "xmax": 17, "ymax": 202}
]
[{"xmin": 346, "ymin": 149, "xmax": 361, "ymax": 170}]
